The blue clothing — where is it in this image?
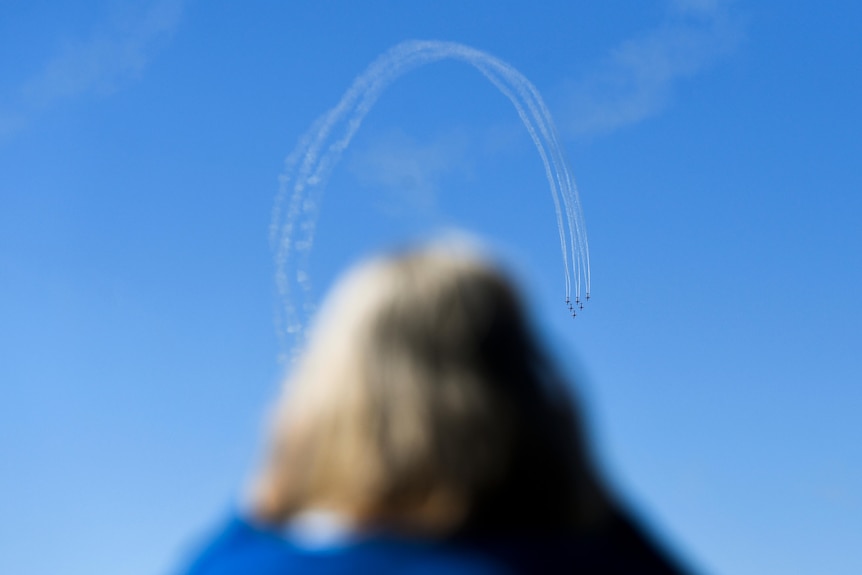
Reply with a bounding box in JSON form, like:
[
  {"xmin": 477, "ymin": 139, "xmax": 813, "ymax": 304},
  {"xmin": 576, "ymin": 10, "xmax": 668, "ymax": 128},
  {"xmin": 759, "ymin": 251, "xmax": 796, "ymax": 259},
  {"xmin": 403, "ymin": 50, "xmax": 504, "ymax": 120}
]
[{"xmin": 178, "ymin": 513, "xmax": 690, "ymax": 574}]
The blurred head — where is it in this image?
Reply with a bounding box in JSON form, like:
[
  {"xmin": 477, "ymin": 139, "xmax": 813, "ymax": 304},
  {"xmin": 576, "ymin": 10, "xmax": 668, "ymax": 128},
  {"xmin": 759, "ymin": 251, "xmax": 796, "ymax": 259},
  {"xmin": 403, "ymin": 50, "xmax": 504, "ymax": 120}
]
[{"xmin": 252, "ymin": 240, "xmax": 609, "ymax": 534}]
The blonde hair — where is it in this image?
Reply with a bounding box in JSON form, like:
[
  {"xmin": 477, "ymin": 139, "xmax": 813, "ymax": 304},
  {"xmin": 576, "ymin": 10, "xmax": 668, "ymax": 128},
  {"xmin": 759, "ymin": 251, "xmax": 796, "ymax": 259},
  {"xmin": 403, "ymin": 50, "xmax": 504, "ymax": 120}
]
[{"xmin": 252, "ymin": 242, "xmax": 610, "ymax": 534}]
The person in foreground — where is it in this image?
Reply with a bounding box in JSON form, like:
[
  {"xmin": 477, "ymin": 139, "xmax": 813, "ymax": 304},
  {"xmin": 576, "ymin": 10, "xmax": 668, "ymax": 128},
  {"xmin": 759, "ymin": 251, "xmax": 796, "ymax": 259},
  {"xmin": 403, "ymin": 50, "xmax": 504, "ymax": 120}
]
[{"xmin": 179, "ymin": 240, "xmax": 691, "ymax": 574}]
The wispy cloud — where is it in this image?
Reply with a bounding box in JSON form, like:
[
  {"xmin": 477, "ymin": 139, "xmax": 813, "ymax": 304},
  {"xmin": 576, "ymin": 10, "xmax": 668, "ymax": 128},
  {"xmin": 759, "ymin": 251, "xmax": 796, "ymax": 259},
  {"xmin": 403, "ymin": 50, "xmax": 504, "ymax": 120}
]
[
  {"xmin": 557, "ymin": 0, "xmax": 744, "ymax": 137},
  {"xmin": 347, "ymin": 128, "xmax": 473, "ymax": 218},
  {"xmin": 1, "ymin": 0, "xmax": 183, "ymax": 141}
]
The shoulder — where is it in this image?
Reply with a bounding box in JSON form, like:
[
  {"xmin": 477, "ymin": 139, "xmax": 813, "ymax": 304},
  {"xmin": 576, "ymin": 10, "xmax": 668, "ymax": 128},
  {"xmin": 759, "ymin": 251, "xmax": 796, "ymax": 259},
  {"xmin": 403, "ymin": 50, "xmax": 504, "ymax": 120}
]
[
  {"xmin": 177, "ymin": 515, "xmax": 289, "ymax": 575},
  {"xmin": 177, "ymin": 512, "xmax": 692, "ymax": 575},
  {"xmin": 176, "ymin": 515, "xmax": 513, "ymax": 575}
]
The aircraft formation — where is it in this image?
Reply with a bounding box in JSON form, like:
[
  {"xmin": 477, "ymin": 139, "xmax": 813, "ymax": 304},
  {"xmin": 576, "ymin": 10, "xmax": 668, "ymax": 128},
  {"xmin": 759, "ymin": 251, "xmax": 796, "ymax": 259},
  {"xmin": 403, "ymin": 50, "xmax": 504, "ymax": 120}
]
[{"xmin": 565, "ymin": 293, "xmax": 589, "ymax": 317}]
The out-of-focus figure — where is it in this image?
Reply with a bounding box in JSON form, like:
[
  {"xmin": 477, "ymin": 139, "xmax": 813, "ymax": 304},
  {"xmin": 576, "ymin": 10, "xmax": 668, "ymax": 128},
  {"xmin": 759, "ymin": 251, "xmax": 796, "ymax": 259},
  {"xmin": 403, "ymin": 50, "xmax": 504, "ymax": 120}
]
[{"xmin": 180, "ymin": 240, "xmax": 690, "ymax": 574}]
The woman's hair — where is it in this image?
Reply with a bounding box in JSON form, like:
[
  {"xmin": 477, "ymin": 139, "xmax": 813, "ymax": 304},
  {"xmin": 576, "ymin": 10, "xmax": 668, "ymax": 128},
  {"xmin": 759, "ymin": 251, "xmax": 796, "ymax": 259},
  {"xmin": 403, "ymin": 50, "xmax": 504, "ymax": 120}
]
[{"xmin": 251, "ymin": 241, "xmax": 610, "ymax": 534}]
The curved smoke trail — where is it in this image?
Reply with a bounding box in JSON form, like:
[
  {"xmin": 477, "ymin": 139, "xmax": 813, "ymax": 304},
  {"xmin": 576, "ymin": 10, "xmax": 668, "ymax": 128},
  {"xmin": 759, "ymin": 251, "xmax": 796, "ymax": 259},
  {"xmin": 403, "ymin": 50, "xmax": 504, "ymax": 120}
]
[{"xmin": 272, "ymin": 40, "xmax": 590, "ymax": 354}]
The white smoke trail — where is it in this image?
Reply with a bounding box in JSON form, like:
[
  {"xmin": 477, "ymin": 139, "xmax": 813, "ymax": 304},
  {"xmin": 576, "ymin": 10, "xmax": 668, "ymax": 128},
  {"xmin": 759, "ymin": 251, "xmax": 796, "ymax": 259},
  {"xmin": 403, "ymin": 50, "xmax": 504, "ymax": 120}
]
[{"xmin": 272, "ymin": 40, "xmax": 591, "ymax": 354}]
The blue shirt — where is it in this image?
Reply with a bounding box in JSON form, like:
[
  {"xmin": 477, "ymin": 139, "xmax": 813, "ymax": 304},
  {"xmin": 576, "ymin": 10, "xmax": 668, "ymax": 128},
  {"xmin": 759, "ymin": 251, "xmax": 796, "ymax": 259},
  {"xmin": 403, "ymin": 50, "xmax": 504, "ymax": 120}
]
[{"xmin": 177, "ymin": 512, "xmax": 690, "ymax": 574}]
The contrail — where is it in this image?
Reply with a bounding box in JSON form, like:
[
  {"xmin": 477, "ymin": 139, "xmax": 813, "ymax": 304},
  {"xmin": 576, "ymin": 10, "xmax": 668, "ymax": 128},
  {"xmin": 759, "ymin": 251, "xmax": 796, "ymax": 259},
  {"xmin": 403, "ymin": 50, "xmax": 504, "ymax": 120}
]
[{"xmin": 272, "ymin": 40, "xmax": 591, "ymax": 355}]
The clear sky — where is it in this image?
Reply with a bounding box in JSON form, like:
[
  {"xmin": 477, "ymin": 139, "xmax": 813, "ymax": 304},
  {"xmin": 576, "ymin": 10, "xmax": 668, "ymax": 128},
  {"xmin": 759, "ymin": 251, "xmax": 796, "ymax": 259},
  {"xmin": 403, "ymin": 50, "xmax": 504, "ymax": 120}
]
[{"xmin": 1, "ymin": 1, "xmax": 860, "ymax": 574}]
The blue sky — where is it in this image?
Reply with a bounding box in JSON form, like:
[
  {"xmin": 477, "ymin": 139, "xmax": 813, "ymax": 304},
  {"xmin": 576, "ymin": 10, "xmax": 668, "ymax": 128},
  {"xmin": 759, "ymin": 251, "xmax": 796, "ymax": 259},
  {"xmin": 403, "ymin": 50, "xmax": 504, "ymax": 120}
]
[{"xmin": 1, "ymin": 1, "xmax": 860, "ymax": 573}]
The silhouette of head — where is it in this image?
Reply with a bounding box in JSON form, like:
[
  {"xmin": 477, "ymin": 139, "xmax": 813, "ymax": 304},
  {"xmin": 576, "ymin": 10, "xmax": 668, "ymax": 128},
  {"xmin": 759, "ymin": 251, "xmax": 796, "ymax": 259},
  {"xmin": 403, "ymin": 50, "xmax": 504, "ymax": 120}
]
[{"xmin": 252, "ymin": 240, "xmax": 608, "ymax": 534}]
